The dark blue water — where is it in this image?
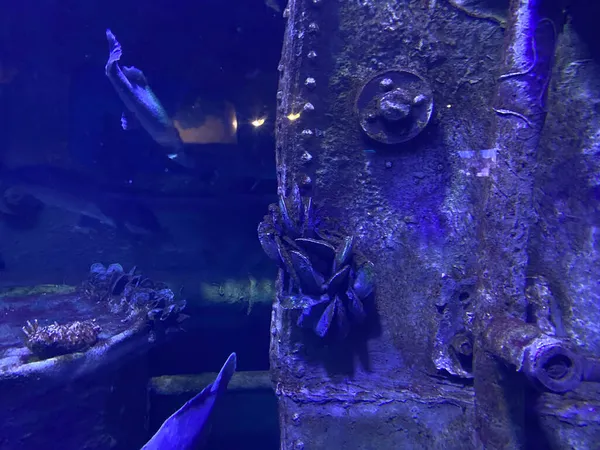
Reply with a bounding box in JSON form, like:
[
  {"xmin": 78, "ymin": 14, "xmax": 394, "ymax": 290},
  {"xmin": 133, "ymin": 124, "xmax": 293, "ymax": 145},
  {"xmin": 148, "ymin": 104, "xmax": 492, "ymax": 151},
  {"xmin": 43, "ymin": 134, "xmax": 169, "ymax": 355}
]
[{"xmin": 0, "ymin": 0, "xmax": 286, "ymax": 448}]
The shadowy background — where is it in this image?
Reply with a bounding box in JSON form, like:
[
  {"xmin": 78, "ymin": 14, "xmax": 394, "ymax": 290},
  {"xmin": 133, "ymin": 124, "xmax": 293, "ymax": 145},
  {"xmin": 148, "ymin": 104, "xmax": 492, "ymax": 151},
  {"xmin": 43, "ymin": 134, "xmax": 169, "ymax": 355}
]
[{"xmin": 0, "ymin": 0, "xmax": 287, "ymax": 448}]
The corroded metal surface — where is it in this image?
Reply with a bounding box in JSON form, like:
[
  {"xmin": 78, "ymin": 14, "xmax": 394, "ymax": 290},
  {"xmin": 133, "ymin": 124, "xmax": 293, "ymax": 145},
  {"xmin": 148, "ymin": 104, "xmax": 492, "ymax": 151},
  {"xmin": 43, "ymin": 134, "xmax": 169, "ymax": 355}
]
[{"xmin": 270, "ymin": 0, "xmax": 600, "ymax": 449}]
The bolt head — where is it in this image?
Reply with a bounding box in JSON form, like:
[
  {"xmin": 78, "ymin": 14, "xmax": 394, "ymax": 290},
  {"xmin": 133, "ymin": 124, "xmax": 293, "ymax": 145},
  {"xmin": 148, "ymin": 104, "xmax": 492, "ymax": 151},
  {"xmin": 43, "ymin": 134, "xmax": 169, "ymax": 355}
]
[
  {"xmin": 413, "ymin": 94, "xmax": 428, "ymax": 106},
  {"xmin": 304, "ymin": 77, "xmax": 316, "ymax": 89},
  {"xmin": 378, "ymin": 91, "xmax": 411, "ymax": 122},
  {"xmin": 379, "ymin": 78, "xmax": 394, "ymax": 91}
]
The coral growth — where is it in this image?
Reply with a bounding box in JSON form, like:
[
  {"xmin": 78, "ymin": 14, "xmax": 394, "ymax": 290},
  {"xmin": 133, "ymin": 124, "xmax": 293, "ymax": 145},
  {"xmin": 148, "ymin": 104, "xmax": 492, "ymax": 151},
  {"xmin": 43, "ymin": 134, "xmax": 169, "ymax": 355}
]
[{"xmin": 22, "ymin": 319, "xmax": 101, "ymax": 359}]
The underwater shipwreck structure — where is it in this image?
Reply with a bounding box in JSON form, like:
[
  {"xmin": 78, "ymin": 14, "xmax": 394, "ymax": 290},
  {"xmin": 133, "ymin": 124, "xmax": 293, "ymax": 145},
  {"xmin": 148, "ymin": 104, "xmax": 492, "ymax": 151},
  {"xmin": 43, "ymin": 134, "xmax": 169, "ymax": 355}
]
[
  {"xmin": 1, "ymin": 1, "xmax": 600, "ymax": 449},
  {"xmin": 261, "ymin": 0, "xmax": 600, "ymax": 449}
]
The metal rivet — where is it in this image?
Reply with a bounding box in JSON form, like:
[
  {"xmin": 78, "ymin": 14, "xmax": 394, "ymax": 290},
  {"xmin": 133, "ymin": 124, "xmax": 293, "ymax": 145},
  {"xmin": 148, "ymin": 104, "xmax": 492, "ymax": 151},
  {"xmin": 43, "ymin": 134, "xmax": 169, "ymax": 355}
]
[
  {"xmin": 413, "ymin": 94, "xmax": 428, "ymax": 106},
  {"xmin": 300, "ymin": 174, "xmax": 312, "ymax": 186},
  {"xmin": 304, "ymin": 77, "xmax": 316, "ymax": 89},
  {"xmin": 301, "ymin": 151, "xmax": 313, "ymax": 163},
  {"xmin": 379, "ymin": 78, "xmax": 394, "ymax": 91}
]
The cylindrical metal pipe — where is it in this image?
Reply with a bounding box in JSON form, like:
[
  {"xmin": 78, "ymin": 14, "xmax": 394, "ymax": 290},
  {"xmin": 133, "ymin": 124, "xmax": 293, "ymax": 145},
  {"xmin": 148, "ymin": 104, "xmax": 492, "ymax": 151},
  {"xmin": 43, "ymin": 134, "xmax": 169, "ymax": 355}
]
[{"xmin": 484, "ymin": 316, "xmax": 583, "ymax": 393}]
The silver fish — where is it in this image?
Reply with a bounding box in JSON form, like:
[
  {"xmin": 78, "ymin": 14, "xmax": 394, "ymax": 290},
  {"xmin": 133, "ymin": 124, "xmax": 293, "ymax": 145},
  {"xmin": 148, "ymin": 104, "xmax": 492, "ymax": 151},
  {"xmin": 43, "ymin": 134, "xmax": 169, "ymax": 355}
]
[
  {"xmin": 141, "ymin": 352, "xmax": 237, "ymax": 449},
  {"xmin": 105, "ymin": 29, "xmax": 194, "ymax": 168}
]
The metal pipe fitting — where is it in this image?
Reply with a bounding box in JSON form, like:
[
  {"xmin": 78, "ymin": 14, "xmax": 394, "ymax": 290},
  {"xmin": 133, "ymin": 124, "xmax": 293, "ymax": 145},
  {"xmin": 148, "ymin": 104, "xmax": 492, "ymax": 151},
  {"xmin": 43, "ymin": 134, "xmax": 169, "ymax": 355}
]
[{"xmin": 484, "ymin": 316, "xmax": 583, "ymax": 393}]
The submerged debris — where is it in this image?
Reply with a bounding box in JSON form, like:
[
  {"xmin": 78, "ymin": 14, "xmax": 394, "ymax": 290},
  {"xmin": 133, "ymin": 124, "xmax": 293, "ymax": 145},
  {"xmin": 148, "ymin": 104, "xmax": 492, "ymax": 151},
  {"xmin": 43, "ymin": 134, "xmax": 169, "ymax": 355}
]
[
  {"xmin": 258, "ymin": 183, "xmax": 375, "ymax": 339},
  {"xmin": 83, "ymin": 263, "xmax": 189, "ymax": 332},
  {"xmin": 22, "ymin": 319, "xmax": 101, "ymax": 359}
]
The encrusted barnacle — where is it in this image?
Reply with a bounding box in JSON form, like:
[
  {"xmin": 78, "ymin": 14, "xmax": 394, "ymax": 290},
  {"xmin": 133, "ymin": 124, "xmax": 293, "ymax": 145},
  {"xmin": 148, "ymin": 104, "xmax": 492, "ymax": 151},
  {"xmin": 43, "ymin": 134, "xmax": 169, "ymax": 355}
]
[
  {"xmin": 82, "ymin": 263, "xmax": 189, "ymax": 332},
  {"xmin": 346, "ymin": 288, "xmax": 366, "ymax": 323},
  {"xmin": 258, "ymin": 220, "xmax": 281, "ymax": 263},
  {"xmin": 327, "ymin": 266, "xmax": 351, "ymax": 297},
  {"xmin": 353, "ymin": 261, "xmax": 375, "ymax": 299},
  {"xmin": 334, "ymin": 236, "xmax": 354, "ymax": 271},
  {"xmin": 296, "ymin": 238, "xmax": 336, "ymax": 261},
  {"xmin": 22, "ymin": 319, "xmax": 101, "ymax": 359},
  {"xmin": 257, "ymin": 187, "xmax": 376, "ymax": 339},
  {"xmin": 278, "ymin": 183, "xmax": 305, "ymax": 238},
  {"xmin": 289, "ymin": 250, "xmax": 325, "ymax": 295}
]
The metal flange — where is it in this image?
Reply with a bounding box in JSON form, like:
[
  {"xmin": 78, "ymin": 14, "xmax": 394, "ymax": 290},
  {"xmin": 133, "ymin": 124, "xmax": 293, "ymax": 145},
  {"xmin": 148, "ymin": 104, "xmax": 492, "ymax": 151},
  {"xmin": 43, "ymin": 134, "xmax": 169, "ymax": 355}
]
[{"xmin": 356, "ymin": 69, "xmax": 434, "ymax": 144}]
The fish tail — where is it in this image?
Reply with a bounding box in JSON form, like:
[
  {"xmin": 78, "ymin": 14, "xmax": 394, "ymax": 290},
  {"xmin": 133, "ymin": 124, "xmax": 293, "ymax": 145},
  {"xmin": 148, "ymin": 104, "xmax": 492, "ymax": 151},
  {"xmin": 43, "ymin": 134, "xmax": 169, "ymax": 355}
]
[{"xmin": 105, "ymin": 29, "xmax": 123, "ymax": 73}]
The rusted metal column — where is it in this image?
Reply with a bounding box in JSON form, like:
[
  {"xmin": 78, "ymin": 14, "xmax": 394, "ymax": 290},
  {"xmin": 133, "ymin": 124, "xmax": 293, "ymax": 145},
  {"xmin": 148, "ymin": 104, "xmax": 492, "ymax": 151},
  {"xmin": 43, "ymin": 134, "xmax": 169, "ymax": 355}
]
[
  {"xmin": 472, "ymin": 1, "xmax": 567, "ymax": 448},
  {"xmin": 265, "ymin": 1, "xmax": 506, "ymax": 449}
]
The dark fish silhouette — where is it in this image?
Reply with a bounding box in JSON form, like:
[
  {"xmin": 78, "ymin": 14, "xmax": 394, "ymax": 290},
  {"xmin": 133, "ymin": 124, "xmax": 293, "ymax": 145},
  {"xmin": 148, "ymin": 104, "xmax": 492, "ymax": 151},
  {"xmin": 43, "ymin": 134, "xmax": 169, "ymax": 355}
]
[
  {"xmin": 105, "ymin": 29, "xmax": 194, "ymax": 168},
  {"xmin": 141, "ymin": 352, "xmax": 237, "ymax": 449},
  {"xmin": 0, "ymin": 164, "xmax": 163, "ymax": 236}
]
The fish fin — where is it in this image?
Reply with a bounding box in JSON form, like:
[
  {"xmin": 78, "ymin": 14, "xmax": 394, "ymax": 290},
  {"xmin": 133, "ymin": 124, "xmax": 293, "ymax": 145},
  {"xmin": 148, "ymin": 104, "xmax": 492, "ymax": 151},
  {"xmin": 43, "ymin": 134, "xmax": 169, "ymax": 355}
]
[
  {"xmin": 140, "ymin": 353, "xmax": 236, "ymax": 450},
  {"xmin": 105, "ymin": 29, "xmax": 123, "ymax": 69},
  {"xmin": 171, "ymin": 352, "xmax": 236, "ymax": 417},
  {"xmin": 211, "ymin": 352, "xmax": 237, "ymax": 394},
  {"xmin": 122, "ymin": 66, "xmax": 148, "ymax": 86},
  {"xmin": 121, "ymin": 111, "xmax": 139, "ymax": 130}
]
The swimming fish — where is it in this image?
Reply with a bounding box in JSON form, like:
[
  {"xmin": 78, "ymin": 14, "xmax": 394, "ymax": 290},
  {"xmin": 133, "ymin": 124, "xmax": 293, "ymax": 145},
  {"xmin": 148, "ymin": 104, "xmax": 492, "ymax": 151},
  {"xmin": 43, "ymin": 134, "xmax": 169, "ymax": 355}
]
[
  {"xmin": 105, "ymin": 29, "xmax": 194, "ymax": 168},
  {"xmin": 141, "ymin": 352, "xmax": 237, "ymax": 449}
]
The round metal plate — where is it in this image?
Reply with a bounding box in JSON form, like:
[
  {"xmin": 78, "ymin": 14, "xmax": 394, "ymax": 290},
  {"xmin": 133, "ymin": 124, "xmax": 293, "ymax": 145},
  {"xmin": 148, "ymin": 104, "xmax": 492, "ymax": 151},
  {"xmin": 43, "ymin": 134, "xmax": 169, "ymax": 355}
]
[{"xmin": 356, "ymin": 69, "xmax": 433, "ymax": 144}]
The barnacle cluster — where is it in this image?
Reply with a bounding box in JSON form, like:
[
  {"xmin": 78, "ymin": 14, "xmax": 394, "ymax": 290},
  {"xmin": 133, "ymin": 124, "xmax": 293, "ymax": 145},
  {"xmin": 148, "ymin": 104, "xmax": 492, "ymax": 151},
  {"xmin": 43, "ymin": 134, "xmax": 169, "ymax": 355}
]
[
  {"xmin": 22, "ymin": 319, "xmax": 101, "ymax": 359},
  {"xmin": 83, "ymin": 263, "xmax": 188, "ymax": 328},
  {"xmin": 258, "ymin": 183, "xmax": 375, "ymax": 339}
]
